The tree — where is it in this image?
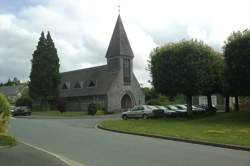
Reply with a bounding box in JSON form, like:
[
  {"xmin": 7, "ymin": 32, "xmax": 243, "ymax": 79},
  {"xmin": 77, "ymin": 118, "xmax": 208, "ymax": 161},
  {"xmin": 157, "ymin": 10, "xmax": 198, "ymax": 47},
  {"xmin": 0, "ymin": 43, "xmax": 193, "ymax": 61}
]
[
  {"xmin": 150, "ymin": 40, "xmax": 221, "ymax": 115},
  {"xmin": 224, "ymin": 29, "xmax": 250, "ymax": 111},
  {"xmin": 29, "ymin": 31, "xmax": 60, "ymax": 110},
  {"xmin": 142, "ymin": 87, "xmax": 159, "ymax": 102},
  {"xmin": 199, "ymin": 53, "xmax": 224, "ymax": 110}
]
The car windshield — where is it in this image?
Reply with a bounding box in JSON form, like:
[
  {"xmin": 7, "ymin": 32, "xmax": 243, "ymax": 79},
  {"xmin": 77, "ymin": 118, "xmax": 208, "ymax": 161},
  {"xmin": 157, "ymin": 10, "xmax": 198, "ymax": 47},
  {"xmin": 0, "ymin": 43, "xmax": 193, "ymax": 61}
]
[
  {"xmin": 146, "ymin": 105, "xmax": 157, "ymax": 109},
  {"xmin": 158, "ymin": 106, "xmax": 166, "ymax": 109},
  {"xmin": 177, "ymin": 105, "xmax": 186, "ymax": 109},
  {"xmin": 167, "ymin": 105, "xmax": 178, "ymax": 110}
]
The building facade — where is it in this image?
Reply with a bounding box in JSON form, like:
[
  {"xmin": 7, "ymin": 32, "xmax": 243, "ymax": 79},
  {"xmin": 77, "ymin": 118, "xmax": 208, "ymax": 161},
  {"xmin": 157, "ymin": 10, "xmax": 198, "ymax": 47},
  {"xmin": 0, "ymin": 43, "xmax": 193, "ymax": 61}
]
[{"xmin": 59, "ymin": 15, "xmax": 145, "ymax": 112}]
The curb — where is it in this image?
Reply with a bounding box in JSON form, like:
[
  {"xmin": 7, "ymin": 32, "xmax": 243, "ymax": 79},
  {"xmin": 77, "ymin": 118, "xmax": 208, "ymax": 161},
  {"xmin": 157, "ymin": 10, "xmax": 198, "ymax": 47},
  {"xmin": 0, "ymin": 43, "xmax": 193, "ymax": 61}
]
[
  {"xmin": 97, "ymin": 124, "xmax": 250, "ymax": 152},
  {"xmin": 21, "ymin": 141, "xmax": 87, "ymax": 166}
]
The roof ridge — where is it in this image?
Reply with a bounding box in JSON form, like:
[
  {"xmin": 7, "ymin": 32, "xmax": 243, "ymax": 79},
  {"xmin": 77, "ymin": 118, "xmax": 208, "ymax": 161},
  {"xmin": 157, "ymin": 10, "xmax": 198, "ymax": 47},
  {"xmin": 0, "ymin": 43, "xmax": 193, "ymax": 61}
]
[{"xmin": 61, "ymin": 65, "xmax": 107, "ymax": 74}]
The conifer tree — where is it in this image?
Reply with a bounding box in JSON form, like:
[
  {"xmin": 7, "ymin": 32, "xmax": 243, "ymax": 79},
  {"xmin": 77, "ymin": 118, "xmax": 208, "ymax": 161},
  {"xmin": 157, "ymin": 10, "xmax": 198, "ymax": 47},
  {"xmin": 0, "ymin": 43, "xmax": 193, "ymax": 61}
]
[{"xmin": 29, "ymin": 31, "xmax": 60, "ymax": 110}]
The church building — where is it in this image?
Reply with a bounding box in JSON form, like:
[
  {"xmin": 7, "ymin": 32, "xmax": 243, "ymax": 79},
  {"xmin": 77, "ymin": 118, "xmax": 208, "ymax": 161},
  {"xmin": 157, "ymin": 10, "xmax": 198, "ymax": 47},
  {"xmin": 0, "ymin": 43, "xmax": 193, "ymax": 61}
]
[{"xmin": 59, "ymin": 15, "xmax": 145, "ymax": 112}]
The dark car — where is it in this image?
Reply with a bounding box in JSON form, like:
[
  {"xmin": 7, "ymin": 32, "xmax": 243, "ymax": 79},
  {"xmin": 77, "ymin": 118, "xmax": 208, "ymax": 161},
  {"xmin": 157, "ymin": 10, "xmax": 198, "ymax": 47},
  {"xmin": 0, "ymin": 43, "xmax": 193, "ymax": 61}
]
[
  {"xmin": 11, "ymin": 106, "xmax": 31, "ymax": 116},
  {"xmin": 197, "ymin": 104, "xmax": 217, "ymax": 112}
]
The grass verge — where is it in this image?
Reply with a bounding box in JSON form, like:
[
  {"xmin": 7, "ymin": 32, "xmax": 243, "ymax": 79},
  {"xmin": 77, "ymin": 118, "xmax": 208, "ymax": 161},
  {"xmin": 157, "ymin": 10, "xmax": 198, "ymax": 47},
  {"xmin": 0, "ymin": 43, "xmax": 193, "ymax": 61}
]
[
  {"xmin": 31, "ymin": 111, "xmax": 87, "ymax": 116},
  {"xmin": 100, "ymin": 111, "xmax": 250, "ymax": 147},
  {"xmin": 0, "ymin": 135, "xmax": 17, "ymax": 147}
]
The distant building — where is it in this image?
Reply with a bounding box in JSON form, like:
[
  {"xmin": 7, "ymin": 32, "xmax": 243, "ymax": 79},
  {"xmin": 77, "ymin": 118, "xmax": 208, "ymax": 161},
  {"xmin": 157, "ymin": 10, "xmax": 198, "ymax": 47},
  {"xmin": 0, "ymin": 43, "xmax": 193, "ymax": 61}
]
[
  {"xmin": 0, "ymin": 85, "xmax": 26, "ymax": 103},
  {"xmin": 59, "ymin": 15, "xmax": 145, "ymax": 112},
  {"xmin": 193, "ymin": 95, "xmax": 234, "ymax": 110}
]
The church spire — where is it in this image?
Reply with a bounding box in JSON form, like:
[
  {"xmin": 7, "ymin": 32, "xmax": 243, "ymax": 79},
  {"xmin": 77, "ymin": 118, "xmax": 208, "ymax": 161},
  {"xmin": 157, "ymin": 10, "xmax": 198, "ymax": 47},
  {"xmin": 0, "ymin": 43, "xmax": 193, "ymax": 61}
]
[{"xmin": 105, "ymin": 15, "xmax": 134, "ymax": 58}]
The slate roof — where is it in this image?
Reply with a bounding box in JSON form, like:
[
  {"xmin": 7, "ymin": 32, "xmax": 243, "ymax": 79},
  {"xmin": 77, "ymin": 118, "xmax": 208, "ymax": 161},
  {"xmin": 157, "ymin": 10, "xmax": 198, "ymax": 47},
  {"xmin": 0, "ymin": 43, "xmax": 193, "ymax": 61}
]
[
  {"xmin": 0, "ymin": 85, "xmax": 25, "ymax": 96},
  {"xmin": 60, "ymin": 65, "xmax": 118, "ymax": 97},
  {"xmin": 106, "ymin": 15, "xmax": 134, "ymax": 58}
]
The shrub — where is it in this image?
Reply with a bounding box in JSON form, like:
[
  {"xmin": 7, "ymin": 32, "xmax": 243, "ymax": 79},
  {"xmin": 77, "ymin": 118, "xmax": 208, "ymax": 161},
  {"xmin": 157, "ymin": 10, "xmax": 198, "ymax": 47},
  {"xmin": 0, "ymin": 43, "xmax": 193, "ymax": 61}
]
[
  {"xmin": 0, "ymin": 93, "xmax": 10, "ymax": 117},
  {"xmin": 88, "ymin": 103, "xmax": 97, "ymax": 115},
  {"xmin": 15, "ymin": 96, "xmax": 32, "ymax": 108},
  {"xmin": 57, "ymin": 98, "xmax": 67, "ymax": 113}
]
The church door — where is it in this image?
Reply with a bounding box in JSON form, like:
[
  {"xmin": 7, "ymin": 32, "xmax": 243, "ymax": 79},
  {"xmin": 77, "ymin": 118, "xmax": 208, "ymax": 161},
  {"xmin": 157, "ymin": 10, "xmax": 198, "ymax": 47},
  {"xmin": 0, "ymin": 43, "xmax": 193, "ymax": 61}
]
[{"xmin": 121, "ymin": 94, "xmax": 133, "ymax": 109}]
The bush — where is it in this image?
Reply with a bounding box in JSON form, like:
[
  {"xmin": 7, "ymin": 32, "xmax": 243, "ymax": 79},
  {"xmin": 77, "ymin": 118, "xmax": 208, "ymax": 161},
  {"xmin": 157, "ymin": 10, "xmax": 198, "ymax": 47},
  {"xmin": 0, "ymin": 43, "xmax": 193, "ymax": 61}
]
[
  {"xmin": 57, "ymin": 98, "xmax": 67, "ymax": 113},
  {"xmin": 0, "ymin": 93, "xmax": 10, "ymax": 117},
  {"xmin": 88, "ymin": 103, "xmax": 97, "ymax": 115},
  {"xmin": 15, "ymin": 96, "xmax": 32, "ymax": 108}
]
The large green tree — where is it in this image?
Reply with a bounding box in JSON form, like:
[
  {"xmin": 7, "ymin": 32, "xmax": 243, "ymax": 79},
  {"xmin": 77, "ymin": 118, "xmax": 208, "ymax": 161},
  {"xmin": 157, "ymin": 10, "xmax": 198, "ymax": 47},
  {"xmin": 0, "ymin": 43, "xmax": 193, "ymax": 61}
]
[
  {"xmin": 224, "ymin": 29, "xmax": 250, "ymax": 111},
  {"xmin": 150, "ymin": 40, "xmax": 222, "ymax": 114},
  {"xmin": 29, "ymin": 31, "xmax": 60, "ymax": 110}
]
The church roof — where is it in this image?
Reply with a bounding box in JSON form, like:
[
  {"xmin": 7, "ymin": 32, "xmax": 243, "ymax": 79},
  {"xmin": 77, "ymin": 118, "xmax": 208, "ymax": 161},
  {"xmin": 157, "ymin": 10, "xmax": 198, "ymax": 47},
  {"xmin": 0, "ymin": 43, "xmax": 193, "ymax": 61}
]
[
  {"xmin": 106, "ymin": 15, "xmax": 134, "ymax": 58},
  {"xmin": 60, "ymin": 65, "xmax": 118, "ymax": 97}
]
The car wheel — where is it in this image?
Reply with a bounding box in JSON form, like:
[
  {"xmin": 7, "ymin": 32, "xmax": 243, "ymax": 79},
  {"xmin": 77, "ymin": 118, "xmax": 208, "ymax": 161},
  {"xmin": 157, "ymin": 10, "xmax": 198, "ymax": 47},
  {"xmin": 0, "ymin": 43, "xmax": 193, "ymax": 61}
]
[
  {"xmin": 122, "ymin": 115, "xmax": 128, "ymax": 120},
  {"xmin": 142, "ymin": 114, "xmax": 148, "ymax": 119}
]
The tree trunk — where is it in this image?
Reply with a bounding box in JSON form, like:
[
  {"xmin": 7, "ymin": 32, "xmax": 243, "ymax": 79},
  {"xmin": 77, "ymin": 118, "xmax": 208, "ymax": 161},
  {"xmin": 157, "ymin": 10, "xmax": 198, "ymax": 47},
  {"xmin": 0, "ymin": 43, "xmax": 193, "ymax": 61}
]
[
  {"xmin": 186, "ymin": 95, "xmax": 193, "ymax": 116},
  {"xmin": 207, "ymin": 95, "xmax": 212, "ymax": 111},
  {"xmin": 225, "ymin": 96, "xmax": 230, "ymax": 113},
  {"xmin": 234, "ymin": 96, "xmax": 239, "ymax": 111}
]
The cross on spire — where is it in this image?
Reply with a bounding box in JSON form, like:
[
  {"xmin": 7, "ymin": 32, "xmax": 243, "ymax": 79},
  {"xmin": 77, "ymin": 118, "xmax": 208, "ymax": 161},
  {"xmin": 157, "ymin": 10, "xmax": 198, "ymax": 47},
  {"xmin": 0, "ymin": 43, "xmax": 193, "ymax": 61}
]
[{"xmin": 117, "ymin": 0, "xmax": 120, "ymax": 14}]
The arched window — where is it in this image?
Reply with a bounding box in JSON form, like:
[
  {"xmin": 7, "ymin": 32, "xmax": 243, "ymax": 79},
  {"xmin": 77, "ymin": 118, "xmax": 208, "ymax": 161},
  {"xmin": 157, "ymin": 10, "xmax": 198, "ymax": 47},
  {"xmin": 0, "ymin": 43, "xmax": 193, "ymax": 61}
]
[
  {"xmin": 74, "ymin": 81, "xmax": 82, "ymax": 88},
  {"xmin": 62, "ymin": 82, "xmax": 70, "ymax": 89},
  {"xmin": 123, "ymin": 59, "xmax": 131, "ymax": 85}
]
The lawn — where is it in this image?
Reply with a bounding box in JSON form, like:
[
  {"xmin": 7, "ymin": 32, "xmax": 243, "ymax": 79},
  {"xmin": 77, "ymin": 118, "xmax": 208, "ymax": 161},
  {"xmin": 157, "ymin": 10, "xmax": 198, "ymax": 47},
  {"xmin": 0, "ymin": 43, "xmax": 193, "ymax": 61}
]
[
  {"xmin": 31, "ymin": 111, "xmax": 88, "ymax": 116},
  {"xmin": 100, "ymin": 111, "xmax": 250, "ymax": 147}
]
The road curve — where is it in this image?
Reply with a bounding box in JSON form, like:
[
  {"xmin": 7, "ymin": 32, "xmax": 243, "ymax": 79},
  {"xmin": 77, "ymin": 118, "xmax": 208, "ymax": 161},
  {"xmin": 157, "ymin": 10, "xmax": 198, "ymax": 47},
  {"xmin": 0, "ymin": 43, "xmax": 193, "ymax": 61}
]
[{"xmin": 10, "ymin": 116, "xmax": 250, "ymax": 166}]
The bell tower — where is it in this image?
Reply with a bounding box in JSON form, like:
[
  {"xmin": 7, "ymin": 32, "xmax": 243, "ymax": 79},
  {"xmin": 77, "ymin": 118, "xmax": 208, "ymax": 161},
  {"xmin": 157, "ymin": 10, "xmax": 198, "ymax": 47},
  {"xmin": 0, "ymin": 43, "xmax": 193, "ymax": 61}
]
[{"xmin": 105, "ymin": 15, "xmax": 134, "ymax": 85}]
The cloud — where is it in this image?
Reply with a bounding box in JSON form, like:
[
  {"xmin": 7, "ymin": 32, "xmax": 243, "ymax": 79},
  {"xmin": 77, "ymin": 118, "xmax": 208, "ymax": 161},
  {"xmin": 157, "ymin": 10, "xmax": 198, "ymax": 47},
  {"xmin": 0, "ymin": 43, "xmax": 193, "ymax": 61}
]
[{"xmin": 0, "ymin": 0, "xmax": 250, "ymax": 87}]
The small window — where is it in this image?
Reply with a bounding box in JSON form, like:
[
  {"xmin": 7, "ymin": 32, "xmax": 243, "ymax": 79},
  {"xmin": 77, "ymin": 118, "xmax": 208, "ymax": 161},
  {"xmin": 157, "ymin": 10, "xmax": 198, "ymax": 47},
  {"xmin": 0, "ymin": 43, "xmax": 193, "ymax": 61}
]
[
  {"xmin": 88, "ymin": 80, "xmax": 96, "ymax": 87},
  {"xmin": 74, "ymin": 81, "xmax": 82, "ymax": 88},
  {"xmin": 62, "ymin": 82, "xmax": 70, "ymax": 90}
]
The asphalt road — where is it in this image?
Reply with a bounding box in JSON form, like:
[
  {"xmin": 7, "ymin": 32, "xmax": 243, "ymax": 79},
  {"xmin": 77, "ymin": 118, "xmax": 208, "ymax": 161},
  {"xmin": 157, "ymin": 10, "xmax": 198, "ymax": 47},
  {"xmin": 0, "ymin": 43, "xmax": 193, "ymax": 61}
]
[
  {"xmin": 10, "ymin": 116, "xmax": 250, "ymax": 166},
  {"xmin": 0, "ymin": 143, "xmax": 68, "ymax": 166}
]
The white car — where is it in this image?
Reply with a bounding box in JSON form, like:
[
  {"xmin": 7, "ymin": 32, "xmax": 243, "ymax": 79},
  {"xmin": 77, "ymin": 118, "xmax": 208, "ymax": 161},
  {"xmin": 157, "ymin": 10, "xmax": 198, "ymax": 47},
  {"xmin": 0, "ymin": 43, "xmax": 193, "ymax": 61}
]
[{"xmin": 121, "ymin": 105, "xmax": 164, "ymax": 120}]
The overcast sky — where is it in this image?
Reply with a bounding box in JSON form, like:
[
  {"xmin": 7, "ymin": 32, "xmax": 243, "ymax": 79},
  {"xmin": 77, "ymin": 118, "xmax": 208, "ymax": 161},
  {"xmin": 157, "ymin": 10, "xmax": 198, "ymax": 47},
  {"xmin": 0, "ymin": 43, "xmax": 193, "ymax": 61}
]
[{"xmin": 0, "ymin": 0, "xmax": 250, "ymax": 86}]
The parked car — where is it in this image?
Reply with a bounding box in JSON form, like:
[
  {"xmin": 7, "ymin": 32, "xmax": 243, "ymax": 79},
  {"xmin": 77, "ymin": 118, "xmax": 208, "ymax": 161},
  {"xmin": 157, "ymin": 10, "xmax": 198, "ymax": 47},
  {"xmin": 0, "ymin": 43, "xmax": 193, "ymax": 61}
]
[
  {"xmin": 155, "ymin": 105, "xmax": 177, "ymax": 117},
  {"xmin": 121, "ymin": 105, "xmax": 164, "ymax": 120},
  {"xmin": 197, "ymin": 104, "xmax": 217, "ymax": 112},
  {"xmin": 166, "ymin": 105, "xmax": 187, "ymax": 116},
  {"xmin": 11, "ymin": 106, "xmax": 31, "ymax": 116}
]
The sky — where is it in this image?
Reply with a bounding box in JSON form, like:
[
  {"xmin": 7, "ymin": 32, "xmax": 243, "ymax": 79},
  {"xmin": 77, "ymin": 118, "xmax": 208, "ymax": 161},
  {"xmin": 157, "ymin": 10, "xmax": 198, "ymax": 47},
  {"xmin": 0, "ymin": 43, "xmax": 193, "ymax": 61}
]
[{"xmin": 0, "ymin": 0, "xmax": 250, "ymax": 87}]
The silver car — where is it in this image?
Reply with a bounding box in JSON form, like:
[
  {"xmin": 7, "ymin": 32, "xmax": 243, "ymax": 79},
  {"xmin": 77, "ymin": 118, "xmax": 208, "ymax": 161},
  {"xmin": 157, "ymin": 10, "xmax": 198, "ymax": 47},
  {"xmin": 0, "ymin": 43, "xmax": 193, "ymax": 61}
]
[
  {"xmin": 155, "ymin": 105, "xmax": 176, "ymax": 116},
  {"xmin": 121, "ymin": 105, "xmax": 164, "ymax": 120}
]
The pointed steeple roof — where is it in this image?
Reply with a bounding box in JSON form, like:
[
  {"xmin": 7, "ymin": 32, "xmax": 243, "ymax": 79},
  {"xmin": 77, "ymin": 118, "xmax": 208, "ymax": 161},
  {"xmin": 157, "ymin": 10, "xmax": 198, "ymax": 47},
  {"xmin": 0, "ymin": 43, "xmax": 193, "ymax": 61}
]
[{"xmin": 106, "ymin": 15, "xmax": 134, "ymax": 58}]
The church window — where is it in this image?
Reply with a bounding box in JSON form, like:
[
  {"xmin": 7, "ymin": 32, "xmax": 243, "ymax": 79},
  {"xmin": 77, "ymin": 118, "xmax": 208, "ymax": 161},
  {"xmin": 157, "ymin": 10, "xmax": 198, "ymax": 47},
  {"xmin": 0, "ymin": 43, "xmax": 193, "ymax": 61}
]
[
  {"xmin": 88, "ymin": 80, "xmax": 96, "ymax": 88},
  {"xmin": 62, "ymin": 82, "xmax": 70, "ymax": 89},
  {"xmin": 123, "ymin": 58, "xmax": 131, "ymax": 85},
  {"xmin": 108, "ymin": 59, "xmax": 120, "ymax": 71},
  {"xmin": 74, "ymin": 81, "xmax": 83, "ymax": 88}
]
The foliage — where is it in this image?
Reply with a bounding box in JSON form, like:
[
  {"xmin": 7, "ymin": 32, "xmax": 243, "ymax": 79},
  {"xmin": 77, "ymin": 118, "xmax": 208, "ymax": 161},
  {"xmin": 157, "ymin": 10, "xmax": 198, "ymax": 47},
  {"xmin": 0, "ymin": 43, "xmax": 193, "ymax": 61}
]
[
  {"xmin": 57, "ymin": 98, "xmax": 67, "ymax": 113},
  {"xmin": 0, "ymin": 135, "xmax": 17, "ymax": 146},
  {"xmin": 88, "ymin": 103, "xmax": 98, "ymax": 115},
  {"xmin": 150, "ymin": 39, "xmax": 222, "ymax": 114},
  {"xmin": 0, "ymin": 93, "xmax": 10, "ymax": 117},
  {"xmin": 29, "ymin": 31, "xmax": 60, "ymax": 110},
  {"xmin": 224, "ymin": 29, "xmax": 250, "ymax": 97},
  {"xmin": 0, "ymin": 77, "xmax": 21, "ymax": 87},
  {"xmin": 15, "ymin": 97, "xmax": 32, "ymax": 108},
  {"xmin": 142, "ymin": 87, "xmax": 159, "ymax": 102}
]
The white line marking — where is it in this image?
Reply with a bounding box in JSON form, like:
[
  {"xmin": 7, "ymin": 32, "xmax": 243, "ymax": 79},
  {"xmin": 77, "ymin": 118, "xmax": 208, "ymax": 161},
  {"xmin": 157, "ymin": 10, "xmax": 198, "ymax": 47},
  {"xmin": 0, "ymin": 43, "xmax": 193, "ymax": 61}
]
[{"xmin": 21, "ymin": 141, "xmax": 87, "ymax": 166}]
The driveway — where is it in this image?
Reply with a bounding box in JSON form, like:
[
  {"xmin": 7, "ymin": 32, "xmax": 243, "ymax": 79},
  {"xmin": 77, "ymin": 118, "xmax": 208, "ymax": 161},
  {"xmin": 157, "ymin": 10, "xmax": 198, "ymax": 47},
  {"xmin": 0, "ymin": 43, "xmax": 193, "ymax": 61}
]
[{"xmin": 10, "ymin": 115, "xmax": 250, "ymax": 166}]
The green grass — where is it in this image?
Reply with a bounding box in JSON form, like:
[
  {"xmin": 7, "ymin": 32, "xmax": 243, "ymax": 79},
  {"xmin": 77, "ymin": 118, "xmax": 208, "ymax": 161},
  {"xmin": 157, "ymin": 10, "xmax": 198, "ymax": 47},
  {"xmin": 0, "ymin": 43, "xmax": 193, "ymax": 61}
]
[
  {"xmin": 100, "ymin": 111, "xmax": 250, "ymax": 147},
  {"xmin": 31, "ymin": 111, "xmax": 87, "ymax": 116},
  {"xmin": 0, "ymin": 135, "xmax": 17, "ymax": 147}
]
